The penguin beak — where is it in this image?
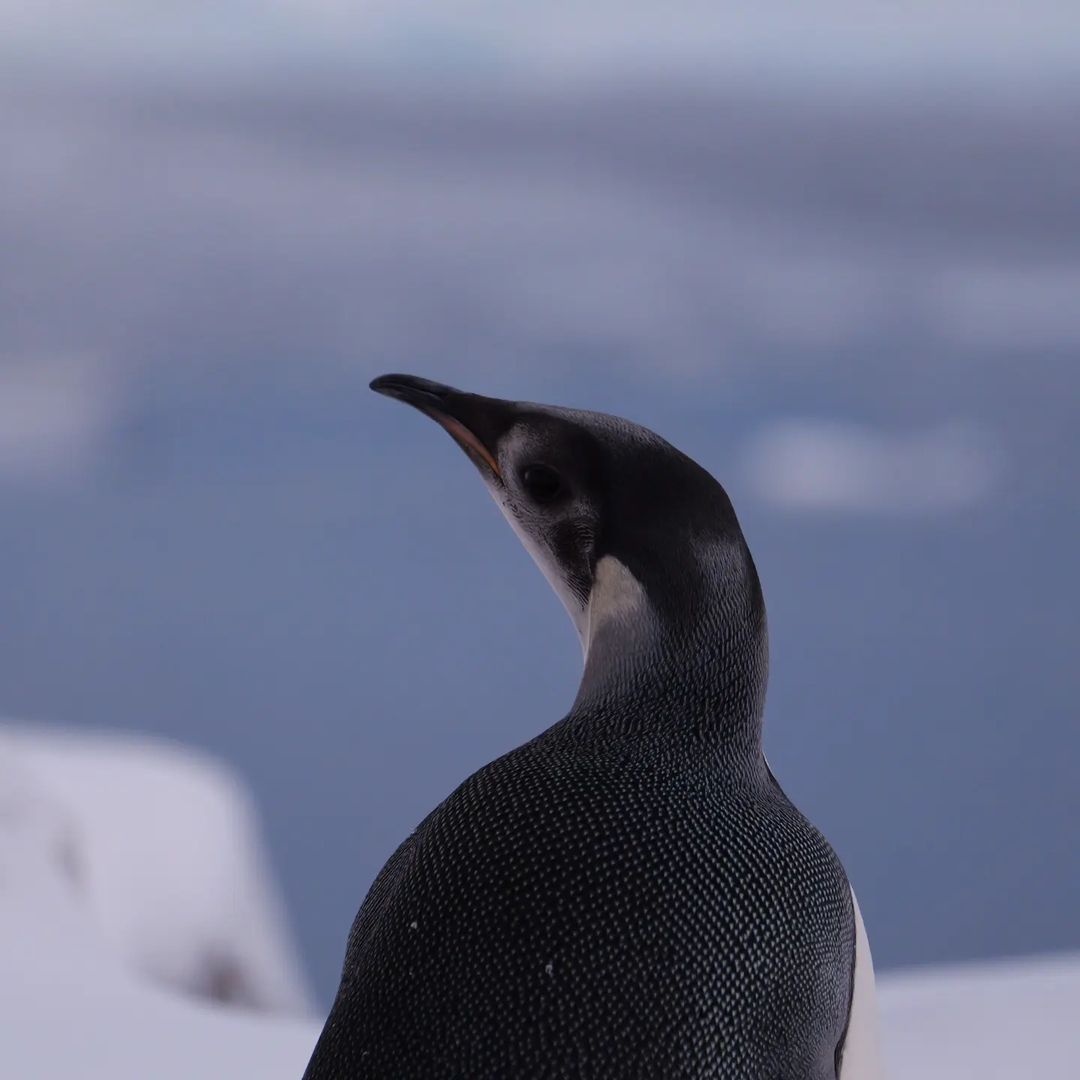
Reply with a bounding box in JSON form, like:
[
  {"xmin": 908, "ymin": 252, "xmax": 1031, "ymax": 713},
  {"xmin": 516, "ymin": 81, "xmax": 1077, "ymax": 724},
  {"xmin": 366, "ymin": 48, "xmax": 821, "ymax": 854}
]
[{"xmin": 370, "ymin": 373, "xmax": 503, "ymax": 479}]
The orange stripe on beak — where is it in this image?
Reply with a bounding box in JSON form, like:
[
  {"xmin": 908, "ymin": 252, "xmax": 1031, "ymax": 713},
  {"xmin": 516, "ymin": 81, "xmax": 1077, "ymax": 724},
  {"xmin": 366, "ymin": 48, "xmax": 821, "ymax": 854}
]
[{"xmin": 431, "ymin": 412, "xmax": 502, "ymax": 478}]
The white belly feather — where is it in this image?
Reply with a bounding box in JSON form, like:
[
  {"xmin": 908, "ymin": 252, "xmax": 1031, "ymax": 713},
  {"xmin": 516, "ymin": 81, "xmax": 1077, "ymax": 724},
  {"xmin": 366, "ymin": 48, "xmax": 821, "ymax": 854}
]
[{"xmin": 840, "ymin": 886, "xmax": 887, "ymax": 1080}]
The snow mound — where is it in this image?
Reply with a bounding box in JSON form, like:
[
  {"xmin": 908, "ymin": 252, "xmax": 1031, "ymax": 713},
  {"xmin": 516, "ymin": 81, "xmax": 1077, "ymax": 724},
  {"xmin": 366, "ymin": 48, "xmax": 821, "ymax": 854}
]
[
  {"xmin": 880, "ymin": 954, "xmax": 1080, "ymax": 1080},
  {"xmin": 0, "ymin": 835, "xmax": 318, "ymax": 1080},
  {"xmin": 0, "ymin": 724, "xmax": 311, "ymax": 1014}
]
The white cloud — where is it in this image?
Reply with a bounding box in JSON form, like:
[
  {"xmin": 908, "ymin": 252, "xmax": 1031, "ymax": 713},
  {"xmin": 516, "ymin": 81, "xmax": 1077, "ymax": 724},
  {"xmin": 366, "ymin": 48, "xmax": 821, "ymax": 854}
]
[{"xmin": 741, "ymin": 419, "xmax": 1001, "ymax": 513}]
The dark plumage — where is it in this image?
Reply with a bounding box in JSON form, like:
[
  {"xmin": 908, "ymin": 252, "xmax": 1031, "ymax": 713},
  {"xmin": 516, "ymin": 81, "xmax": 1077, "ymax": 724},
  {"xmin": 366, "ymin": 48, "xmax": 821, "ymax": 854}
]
[{"xmin": 303, "ymin": 376, "xmax": 858, "ymax": 1080}]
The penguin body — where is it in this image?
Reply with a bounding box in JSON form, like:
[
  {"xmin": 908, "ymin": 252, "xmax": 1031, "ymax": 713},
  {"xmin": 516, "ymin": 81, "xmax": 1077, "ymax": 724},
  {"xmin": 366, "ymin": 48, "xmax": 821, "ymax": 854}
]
[{"xmin": 304, "ymin": 377, "xmax": 882, "ymax": 1080}]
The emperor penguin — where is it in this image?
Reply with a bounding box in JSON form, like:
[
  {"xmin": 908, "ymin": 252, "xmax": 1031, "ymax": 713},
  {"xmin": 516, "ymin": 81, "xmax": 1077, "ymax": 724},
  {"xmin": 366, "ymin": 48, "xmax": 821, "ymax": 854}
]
[{"xmin": 303, "ymin": 375, "xmax": 884, "ymax": 1080}]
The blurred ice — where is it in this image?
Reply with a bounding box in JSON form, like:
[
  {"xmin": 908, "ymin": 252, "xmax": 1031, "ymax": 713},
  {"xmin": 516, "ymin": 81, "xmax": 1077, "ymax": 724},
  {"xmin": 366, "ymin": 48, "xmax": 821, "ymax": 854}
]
[
  {"xmin": 0, "ymin": 724, "xmax": 312, "ymax": 1014},
  {"xmin": 880, "ymin": 954, "xmax": 1080, "ymax": 1080},
  {"xmin": 741, "ymin": 420, "xmax": 1000, "ymax": 513},
  {"xmin": 0, "ymin": 781, "xmax": 319, "ymax": 1080},
  {"xmin": 3, "ymin": 81, "xmax": 1077, "ymax": 386}
]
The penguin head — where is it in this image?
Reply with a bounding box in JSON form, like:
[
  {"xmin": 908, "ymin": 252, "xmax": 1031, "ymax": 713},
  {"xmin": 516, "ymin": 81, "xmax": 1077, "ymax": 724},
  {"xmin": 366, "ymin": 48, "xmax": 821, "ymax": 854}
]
[{"xmin": 372, "ymin": 374, "xmax": 763, "ymax": 675}]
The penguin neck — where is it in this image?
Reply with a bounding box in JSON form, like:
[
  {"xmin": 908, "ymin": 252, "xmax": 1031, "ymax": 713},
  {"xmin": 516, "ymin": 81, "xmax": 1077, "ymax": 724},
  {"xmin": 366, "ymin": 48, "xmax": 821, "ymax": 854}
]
[{"xmin": 569, "ymin": 550, "xmax": 769, "ymax": 756}]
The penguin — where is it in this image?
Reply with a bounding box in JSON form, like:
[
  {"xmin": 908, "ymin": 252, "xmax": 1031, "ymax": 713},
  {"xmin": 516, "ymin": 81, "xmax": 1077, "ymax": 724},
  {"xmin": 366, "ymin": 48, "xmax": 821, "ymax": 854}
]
[{"xmin": 303, "ymin": 375, "xmax": 884, "ymax": 1080}]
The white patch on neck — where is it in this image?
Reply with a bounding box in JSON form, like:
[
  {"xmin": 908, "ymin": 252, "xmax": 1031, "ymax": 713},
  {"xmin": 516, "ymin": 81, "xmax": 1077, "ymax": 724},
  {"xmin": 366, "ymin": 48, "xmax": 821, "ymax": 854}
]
[{"xmin": 584, "ymin": 555, "xmax": 648, "ymax": 661}]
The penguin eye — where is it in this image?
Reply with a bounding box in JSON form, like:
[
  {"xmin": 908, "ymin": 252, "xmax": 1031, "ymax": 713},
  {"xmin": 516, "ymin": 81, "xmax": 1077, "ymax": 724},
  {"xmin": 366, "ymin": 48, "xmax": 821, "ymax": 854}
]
[{"xmin": 520, "ymin": 464, "xmax": 563, "ymax": 504}]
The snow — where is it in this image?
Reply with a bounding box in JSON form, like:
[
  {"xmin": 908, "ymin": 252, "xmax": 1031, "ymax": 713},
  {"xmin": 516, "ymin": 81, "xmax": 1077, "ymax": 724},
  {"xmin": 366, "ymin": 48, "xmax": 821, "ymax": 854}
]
[
  {"xmin": 1, "ymin": 723, "xmax": 1077, "ymax": 1078},
  {"xmin": 880, "ymin": 955, "xmax": 1080, "ymax": 1079},
  {"xmin": 0, "ymin": 724, "xmax": 311, "ymax": 1014},
  {"xmin": 0, "ymin": 844, "xmax": 318, "ymax": 1080}
]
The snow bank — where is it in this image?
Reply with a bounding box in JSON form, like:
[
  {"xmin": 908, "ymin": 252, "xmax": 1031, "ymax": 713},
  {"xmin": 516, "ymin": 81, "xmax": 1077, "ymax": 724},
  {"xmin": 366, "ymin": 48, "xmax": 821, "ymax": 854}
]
[
  {"xmin": 0, "ymin": 833, "xmax": 318, "ymax": 1080},
  {"xmin": 0, "ymin": 724, "xmax": 311, "ymax": 1014},
  {"xmin": 880, "ymin": 954, "xmax": 1080, "ymax": 1079}
]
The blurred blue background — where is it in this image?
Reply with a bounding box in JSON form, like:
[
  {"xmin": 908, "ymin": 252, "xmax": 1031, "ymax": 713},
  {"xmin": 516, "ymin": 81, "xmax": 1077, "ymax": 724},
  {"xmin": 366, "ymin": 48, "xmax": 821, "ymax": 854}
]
[{"xmin": 2, "ymin": 4, "xmax": 1077, "ymax": 1003}]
